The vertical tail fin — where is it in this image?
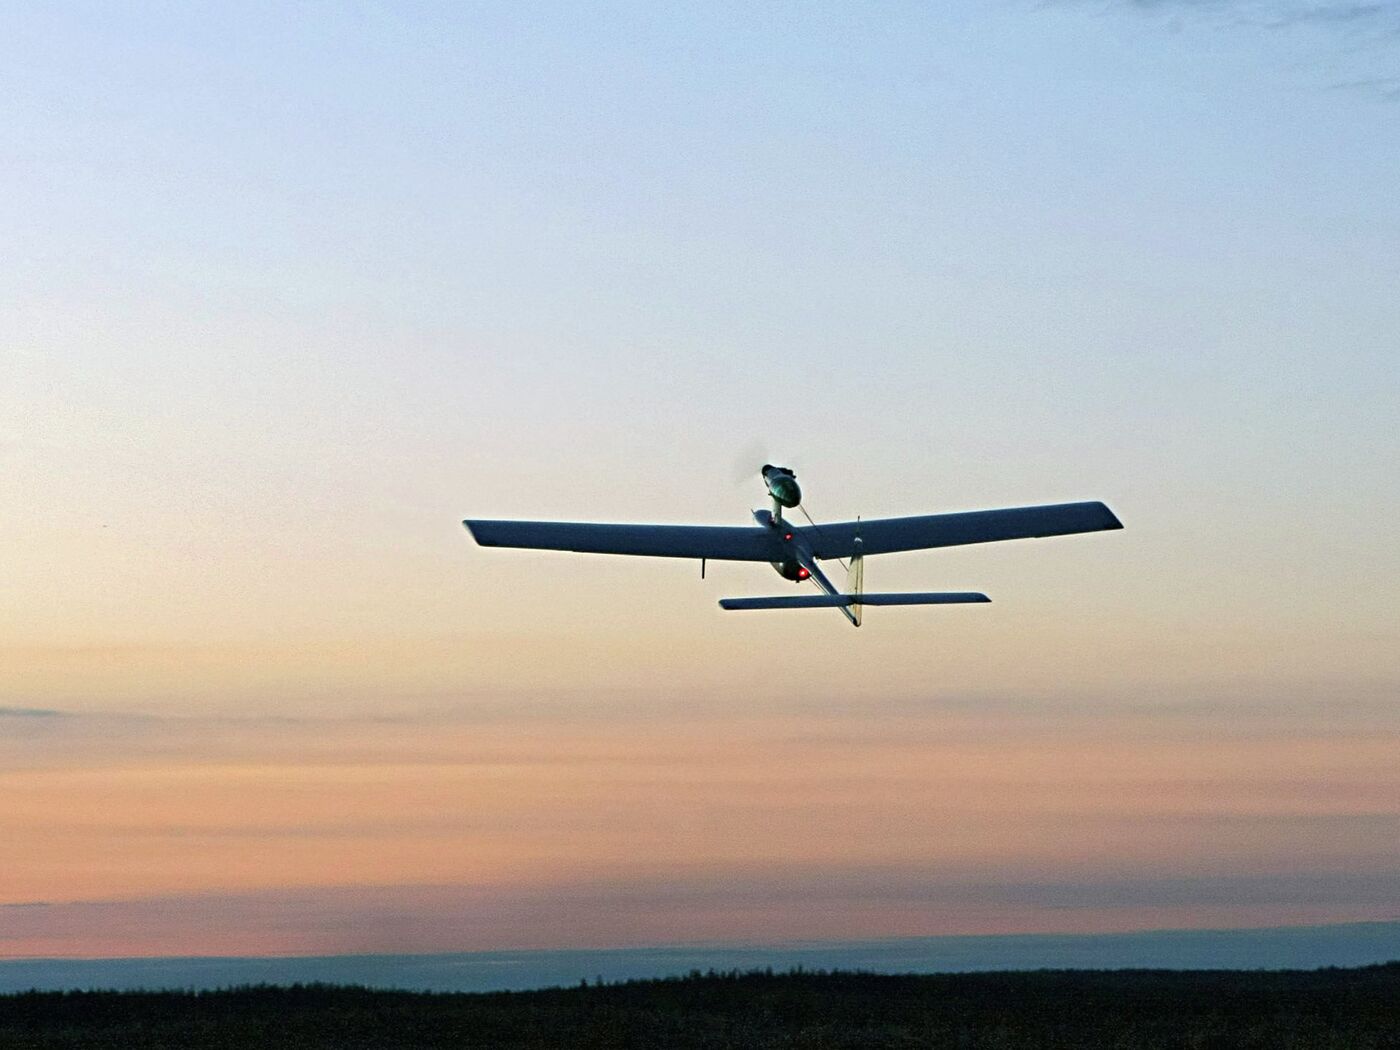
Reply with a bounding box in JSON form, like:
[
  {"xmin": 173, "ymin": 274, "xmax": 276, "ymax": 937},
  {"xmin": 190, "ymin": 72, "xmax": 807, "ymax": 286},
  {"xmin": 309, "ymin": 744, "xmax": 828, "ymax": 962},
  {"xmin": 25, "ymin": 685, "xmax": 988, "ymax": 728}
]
[{"xmin": 848, "ymin": 524, "xmax": 864, "ymax": 627}]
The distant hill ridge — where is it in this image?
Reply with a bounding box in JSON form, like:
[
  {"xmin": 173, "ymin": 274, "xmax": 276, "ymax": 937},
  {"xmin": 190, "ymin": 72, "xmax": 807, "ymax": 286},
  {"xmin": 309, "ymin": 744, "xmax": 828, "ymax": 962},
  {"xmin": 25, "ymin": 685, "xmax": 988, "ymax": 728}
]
[{"xmin": 5, "ymin": 919, "xmax": 1399, "ymax": 994}]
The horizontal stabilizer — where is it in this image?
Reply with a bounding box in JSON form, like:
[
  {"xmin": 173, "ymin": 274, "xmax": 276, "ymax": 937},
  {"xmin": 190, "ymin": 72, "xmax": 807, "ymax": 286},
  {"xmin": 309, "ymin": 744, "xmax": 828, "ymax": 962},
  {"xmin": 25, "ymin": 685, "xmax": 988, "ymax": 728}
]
[{"xmin": 719, "ymin": 592, "xmax": 990, "ymax": 611}]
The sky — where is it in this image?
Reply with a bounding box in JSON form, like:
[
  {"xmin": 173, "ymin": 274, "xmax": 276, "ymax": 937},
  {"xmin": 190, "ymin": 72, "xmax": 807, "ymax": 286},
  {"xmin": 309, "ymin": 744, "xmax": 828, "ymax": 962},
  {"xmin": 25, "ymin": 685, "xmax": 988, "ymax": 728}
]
[{"xmin": 2, "ymin": 1, "xmax": 1398, "ymax": 959}]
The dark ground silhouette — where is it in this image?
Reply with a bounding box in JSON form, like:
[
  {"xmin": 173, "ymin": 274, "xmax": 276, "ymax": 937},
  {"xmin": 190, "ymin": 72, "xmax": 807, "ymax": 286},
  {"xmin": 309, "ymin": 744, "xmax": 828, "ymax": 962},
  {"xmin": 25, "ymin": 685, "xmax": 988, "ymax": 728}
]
[{"xmin": 1, "ymin": 963, "xmax": 1397, "ymax": 1048}]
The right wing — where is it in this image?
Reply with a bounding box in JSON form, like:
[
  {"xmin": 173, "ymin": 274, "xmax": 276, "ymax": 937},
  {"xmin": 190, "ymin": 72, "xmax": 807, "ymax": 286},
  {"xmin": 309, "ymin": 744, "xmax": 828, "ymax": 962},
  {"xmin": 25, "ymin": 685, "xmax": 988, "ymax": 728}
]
[
  {"xmin": 803, "ymin": 501, "xmax": 1122, "ymax": 560},
  {"xmin": 463, "ymin": 519, "xmax": 782, "ymax": 562}
]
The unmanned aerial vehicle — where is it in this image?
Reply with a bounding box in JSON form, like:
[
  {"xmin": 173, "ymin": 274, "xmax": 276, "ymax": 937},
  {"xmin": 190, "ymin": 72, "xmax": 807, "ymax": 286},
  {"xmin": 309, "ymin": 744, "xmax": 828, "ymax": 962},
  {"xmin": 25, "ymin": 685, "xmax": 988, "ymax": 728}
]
[{"xmin": 463, "ymin": 466, "xmax": 1122, "ymax": 627}]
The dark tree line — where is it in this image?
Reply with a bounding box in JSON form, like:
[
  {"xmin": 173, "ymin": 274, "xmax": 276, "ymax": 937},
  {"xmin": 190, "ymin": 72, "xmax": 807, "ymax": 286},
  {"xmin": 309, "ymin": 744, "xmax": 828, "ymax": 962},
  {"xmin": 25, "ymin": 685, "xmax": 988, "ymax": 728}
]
[{"xmin": 1, "ymin": 962, "xmax": 1397, "ymax": 1048}]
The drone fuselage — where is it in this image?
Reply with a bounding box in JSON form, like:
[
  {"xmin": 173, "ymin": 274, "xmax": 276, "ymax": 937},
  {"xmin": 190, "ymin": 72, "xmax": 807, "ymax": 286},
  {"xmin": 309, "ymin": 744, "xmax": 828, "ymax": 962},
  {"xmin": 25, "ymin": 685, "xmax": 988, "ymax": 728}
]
[{"xmin": 751, "ymin": 508, "xmax": 814, "ymax": 585}]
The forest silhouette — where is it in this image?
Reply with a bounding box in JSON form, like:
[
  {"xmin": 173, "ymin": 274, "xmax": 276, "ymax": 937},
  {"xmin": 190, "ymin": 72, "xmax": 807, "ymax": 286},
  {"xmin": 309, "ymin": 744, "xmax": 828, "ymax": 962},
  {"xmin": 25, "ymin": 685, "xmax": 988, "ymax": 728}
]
[{"xmin": 2, "ymin": 963, "xmax": 1397, "ymax": 1048}]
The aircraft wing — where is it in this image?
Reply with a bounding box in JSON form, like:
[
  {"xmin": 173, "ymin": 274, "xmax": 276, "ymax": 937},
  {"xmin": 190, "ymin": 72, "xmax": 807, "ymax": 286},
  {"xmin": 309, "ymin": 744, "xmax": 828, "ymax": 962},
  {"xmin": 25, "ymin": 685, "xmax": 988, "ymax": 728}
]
[
  {"xmin": 803, "ymin": 501, "xmax": 1123, "ymax": 560},
  {"xmin": 463, "ymin": 519, "xmax": 782, "ymax": 561}
]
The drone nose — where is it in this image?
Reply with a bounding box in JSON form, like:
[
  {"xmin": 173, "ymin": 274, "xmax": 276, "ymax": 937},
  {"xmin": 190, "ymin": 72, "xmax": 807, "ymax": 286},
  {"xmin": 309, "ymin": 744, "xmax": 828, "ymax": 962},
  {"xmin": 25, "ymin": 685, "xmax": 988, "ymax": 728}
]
[{"xmin": 767, "ymin": 475, "xmax": 801, "ymax": 508}]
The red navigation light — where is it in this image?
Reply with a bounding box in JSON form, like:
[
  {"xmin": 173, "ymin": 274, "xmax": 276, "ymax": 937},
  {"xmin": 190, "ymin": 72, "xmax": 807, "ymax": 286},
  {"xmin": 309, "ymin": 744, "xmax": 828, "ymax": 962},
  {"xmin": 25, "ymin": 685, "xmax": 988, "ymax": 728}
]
[
  {"xmin": 783, "ymin": 531, "xmax": 793, "ymax": 541},
  {"xmin": 797, "ymin": 567, "xmax": 810, "ymax": 580}
]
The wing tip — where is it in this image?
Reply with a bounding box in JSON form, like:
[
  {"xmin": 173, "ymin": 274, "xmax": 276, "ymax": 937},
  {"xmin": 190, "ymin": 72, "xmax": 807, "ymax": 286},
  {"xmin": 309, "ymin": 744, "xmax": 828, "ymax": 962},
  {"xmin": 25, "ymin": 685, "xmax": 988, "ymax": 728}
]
[{"xmin": 1088, "ymin": 502, "xmax": 1124, "ymax": 531}]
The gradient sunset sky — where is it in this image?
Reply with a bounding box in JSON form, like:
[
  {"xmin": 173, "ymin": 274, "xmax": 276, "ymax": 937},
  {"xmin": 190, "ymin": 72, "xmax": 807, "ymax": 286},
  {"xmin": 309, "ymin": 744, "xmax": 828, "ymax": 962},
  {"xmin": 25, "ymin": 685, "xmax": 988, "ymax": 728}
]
[{"xmin": 4, "ymin": 1, "xmax": 1398, "ymax": 958}]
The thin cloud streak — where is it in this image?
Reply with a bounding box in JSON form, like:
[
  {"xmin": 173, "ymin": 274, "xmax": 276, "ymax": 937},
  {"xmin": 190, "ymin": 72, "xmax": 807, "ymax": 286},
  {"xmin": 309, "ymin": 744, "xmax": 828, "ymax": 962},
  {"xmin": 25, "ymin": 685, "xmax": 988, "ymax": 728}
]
[
  {"xmin": 1060, "ymin": 0, "xmax": 1400, "ymax": 98},
  {"xmin": 3, "ymin": 871, "xmax": 1398, "ymax": 959},
  {"xmin": 1112, "ymin": 0, "xmax": 1399, "ymax": 26},
  {"xmin": 1329, "ymin": 73, "xmax": 1400, "ymax": 93},
  {"xmin": 2, "ymin": 686, "xmax": 1395, "ymax": 955}
]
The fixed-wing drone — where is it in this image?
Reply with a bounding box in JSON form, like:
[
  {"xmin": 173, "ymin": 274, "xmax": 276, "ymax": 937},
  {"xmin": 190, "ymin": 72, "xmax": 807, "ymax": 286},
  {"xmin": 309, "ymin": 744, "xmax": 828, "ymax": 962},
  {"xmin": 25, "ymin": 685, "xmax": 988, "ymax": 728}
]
[{"xmin": 463, "ymin": 465, "xmax": 1122, "ymax": 626}]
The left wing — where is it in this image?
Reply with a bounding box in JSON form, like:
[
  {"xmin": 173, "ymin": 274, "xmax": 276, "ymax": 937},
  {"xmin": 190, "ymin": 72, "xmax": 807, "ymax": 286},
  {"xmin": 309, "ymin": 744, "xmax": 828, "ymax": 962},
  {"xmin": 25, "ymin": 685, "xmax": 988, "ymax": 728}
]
[
  {"xmin": 463, "ymin": 519, "xmax": 782, "ymax": 561},
  {"xmin": 803, "ymin": 501, "xmax": 1122, "ymax": 560}
]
